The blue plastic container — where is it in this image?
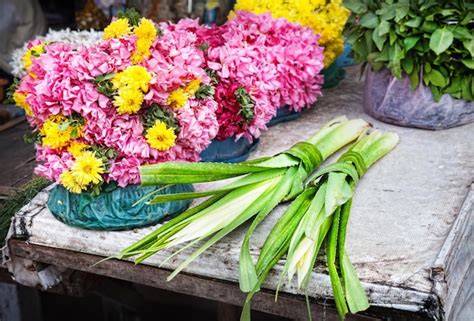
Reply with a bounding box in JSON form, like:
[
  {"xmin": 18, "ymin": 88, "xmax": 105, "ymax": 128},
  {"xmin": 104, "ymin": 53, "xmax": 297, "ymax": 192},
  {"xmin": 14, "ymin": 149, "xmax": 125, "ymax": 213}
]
[
  {"xmin": 268, "ymin": 106, "xmax": 301, "ymax": 127},
  {"xmin": 322, "ymin": 63, "xmax": 346, "ymax": 89},
  {"xmin": 200, "ymin": 137, "xmax": 260, "ymax": 163},
  {"xmin": 47, "ymin": 183, "xmax": 193, "ymax": 230},
  {"xmin": 335, "ymin": 42, "xmax": 354, "ymax": 67}
]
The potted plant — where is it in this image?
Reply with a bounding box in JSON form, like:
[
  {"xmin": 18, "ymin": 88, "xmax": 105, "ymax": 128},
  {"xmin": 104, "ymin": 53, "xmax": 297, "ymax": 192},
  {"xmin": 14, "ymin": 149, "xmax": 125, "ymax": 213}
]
[{"xmin": 345, "ymin": 0, "xmax": 474, "ymax": 129}]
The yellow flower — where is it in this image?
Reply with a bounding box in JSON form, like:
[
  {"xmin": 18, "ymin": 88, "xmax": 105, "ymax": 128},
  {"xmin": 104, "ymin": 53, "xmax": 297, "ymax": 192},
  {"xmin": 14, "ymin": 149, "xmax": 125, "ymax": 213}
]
[
  {"xmin": 134, "ymin": 18, "xmax": 157, "ymax": 43},
  {"xmin": 13, "ymin": 91, "xmax": 33, "ymax": 116},
  {"xmin": 131, "ymin": 38, "xmax": 152, "ymax": 63},
  {"xmin": 60, "ymin": 170, "xmax": 86, "ymax": 194},
  {"xmin": 103, "ymin": 18, "xmax": 131, "ymax": 39},
  {"xmin": 22, "ymin": 42, "xmax": 45, "ymax": 70},
  {"xmin": 112, "ymin": 65, "xmax": 152, "ymax": 92},
  {"xmin": 185, "ymin": 79, "xmax": 201, "ymax": 96},
  {"xmin": 145, "ymin": 120, "xmax": 176, "ymax": 151},
  {"xmin": 68, "ymin": 141, "xmax": 88, "ymax": 157},
  {"xmin": 113, "ymin": 87, "xmax": 144, "ymax": 114},
  {"xmin": 167, "ymin": 88, "xmax": 188, "ymax": 109},
  {"xmin": 40, "ymin": 115, "xmax": 74, "ymax": 149},
  {"xmin": 71, "ymin": 151, "xmax": 105, "ymax": 186}
]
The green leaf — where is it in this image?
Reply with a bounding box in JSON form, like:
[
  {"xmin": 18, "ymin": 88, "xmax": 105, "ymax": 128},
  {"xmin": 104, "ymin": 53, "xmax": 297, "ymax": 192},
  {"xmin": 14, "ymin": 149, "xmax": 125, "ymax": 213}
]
[
  {"xmin": 429, "ymin": 28, "xmax": 454, "ymax": 55},
  {"xmin": 395, "ymin": 5, "xmax": 409, "ymax": 22},
  {"xmin": 409, "ymin": 65, "xmax": 420, "ymax": 90},
  {"xmin": 374, "ymin": 45, "xmax": 389, "ymax": 62},
  {"xmin": 403, "ymin": 36, "xmax": 420, "ymax": 52},
  {"xmin": 451, "ymin": 26, "xmax": 473, "ymax": 41},
  {"xmin": 377, "ymin": 5, "xmax": 396, "ymax": 21},
  {"xmin": 462, "ymin": 77, "xmax": 473, "ymax": 101},
  {"xmin": 372, "ymin": 26, "xmax": 387, "ymax": 51},
  {"xmin": 464, "ymin": 39, "xmax": 474, "ymax": 57},
  {"xmin": 378, "ymin": 21, "xmax": 390, "ymax": 36},
  {"xmin": 430, "ymin": 86, "xmax": 442, "ymax": 102},
  {"xmin": 343, "ymin": 0, "xmax": 367, "ymax": 14},
  {"xmin": 360, "ymin": 12, "xmax": 379, "ymax": 28},
  {"xmin": 404, "ymin": 17, "xmax": 422, "ymax": 28},
  {"xmin": 444, "ymin": 77, "xmax": 462, "ymax": 94},
  {"xmin": 389, "ymin": 29, "xmax": 397, "ymax": 45},
  {"xmin": 401, "ymin": 58, "xmax": 414, "ymax": 74},
  {"xmin": 421, "ymin": 21, "xmax": 437, "ymax": 34},
  {"xmin": 341, "ymin": 253, "xmax": 370, "ymax": 313},
  {"xmin": 425, "ymin": 69, "xmax": 448, "ymax": 87},
  {"xmin": 461, "ymin": 59, "xmax": 474, "ymax": 70}
]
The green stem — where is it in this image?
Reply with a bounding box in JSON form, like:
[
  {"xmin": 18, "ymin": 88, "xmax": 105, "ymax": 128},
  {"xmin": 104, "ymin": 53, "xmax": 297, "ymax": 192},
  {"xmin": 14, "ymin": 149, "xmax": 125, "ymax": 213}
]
[{"xmin": 307, "ymin": 118, "xmax": 369, "ymax": 159}]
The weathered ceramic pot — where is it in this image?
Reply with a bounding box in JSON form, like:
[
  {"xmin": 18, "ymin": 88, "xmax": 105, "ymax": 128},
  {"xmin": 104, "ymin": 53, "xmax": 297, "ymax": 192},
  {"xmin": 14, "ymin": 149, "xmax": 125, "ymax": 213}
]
[
  {"xmin": 268, "ymin": 106, "xmax": 301, "ymax": 127},
  {"xmin": 363, "ymin": 68, "xmax": 474, "ymax": 130},
  {"xmin": 200, "ymin": 137, "xmax": 260, "ymax": 163},
  {"xmin": 48, "ymin": 183, "xmax": 193, "ymax": 230}
]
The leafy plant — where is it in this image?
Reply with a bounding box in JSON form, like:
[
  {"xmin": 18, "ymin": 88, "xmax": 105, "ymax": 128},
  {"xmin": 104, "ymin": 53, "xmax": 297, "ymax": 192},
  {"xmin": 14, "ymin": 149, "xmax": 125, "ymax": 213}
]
[
  {"xmin": 344, "ymin": 0, "xmax": 474, "ymax": 101},
  {"xmin": 240, "ymin": 130, "xmax": 399, "ymax": 321}
]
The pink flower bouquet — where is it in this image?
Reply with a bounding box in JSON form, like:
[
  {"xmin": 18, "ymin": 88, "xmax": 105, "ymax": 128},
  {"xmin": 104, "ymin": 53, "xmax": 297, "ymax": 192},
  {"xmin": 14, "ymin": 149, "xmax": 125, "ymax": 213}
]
[
  {"xmin": 12, "ymin": 9, "xmax": 326, "ymax": 195},
  {"xmin": 13, "ymin": 12, "xmax": 218, "ymax": 195}
]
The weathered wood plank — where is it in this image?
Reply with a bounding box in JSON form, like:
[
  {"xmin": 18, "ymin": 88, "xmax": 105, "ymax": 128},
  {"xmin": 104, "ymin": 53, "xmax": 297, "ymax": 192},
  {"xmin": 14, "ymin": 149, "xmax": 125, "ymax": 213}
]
[
  {"xmin": 10, "ymin": 239, "xmax": 421, "ymax": 321},
  {"xmin": 432, "ymin": 185, "xmax": 473, "ymax": 321}
]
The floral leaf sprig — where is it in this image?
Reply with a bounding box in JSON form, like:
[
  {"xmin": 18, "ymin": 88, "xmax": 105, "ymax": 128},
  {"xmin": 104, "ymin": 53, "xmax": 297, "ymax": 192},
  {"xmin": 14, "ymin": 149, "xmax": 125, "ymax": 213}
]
[
  {"xmin": 142, "ymin": 104, "xmax": 180, "ymax": 134},
  {"xmin": 344, "ymin": 0, "xmax": 474, "ymax": 101},
  {"xmin": 235, "ymin": 86, "xmax": 255, "ymax": 124},
  {"xmin": 94, "ymin": 73, "xmax": 115, "ymax": 97}
]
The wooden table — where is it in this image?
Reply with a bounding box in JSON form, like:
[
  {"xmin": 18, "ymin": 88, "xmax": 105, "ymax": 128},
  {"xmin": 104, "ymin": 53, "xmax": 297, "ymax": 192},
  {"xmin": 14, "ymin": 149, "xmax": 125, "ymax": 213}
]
[{"xmin": 3, "ymin": 67, "xmax": 473, "ymax": 321}]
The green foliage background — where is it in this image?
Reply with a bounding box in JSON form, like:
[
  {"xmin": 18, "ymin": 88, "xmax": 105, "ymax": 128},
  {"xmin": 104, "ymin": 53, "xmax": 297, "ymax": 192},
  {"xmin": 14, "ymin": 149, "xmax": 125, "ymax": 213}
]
[{"xmin": 344, "ymin": 0, "xmax": 474, "ymax": 102}]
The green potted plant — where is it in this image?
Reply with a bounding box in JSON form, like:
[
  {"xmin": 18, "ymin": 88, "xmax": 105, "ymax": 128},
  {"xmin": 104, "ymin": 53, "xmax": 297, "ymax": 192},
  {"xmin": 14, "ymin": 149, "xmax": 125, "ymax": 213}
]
[{"xmin": 344, "ymin": 0, "xmax": 474, "ymax": 129}]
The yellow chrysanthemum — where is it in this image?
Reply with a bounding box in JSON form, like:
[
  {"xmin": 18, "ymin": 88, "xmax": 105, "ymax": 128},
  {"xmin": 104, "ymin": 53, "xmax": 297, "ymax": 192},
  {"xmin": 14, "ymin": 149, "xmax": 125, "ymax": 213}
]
[
  {"xmin": 145, "ymin": 121, "xmax": 176, "ymax": 151},
  {"xmin": 22, "ymin": 43, "xmax": 45, "ymax": 71},
  {"xmin": 112, "ymin": 65, "xmax": 152, "ymax": 92},
  {"xmin": 185, "ymin": 79, "xmax": 201, "ymax": 96},
  {"xmin": 103, "ymin": 18, "xmax": 131, "ymax": 40},
  {"xmin": 134, "ymin": 18, "xmax": 157, "ymax": 43},
  {"xmin": 131, "ymin": 38, "xmax": 152, "ymax": 63},
  {"xmin": 68, "ymin": 141, "xmax": 88, "ymax": 158},
  {"xmin": 40, "ymin": 115, "xmax": 74, "ymax": 149},
  {"xmin": 60, "ymin": 170, "xmax": 86, "ymax": 194},
  {"xmin": 13, "ymin": 91, "xmax": 33, "ymax": 116},
  {"xmin": 71, "ymin": 151, "xmax": 105, "ymax": 186},
  {"xmin": 113, "ymin": 87, "xmax": 144, "ymax": 114},
  {"xmin": 233, "ymin": 0, "xmax": 350, "ymax": 66},
  {"xmin": 167, "ymin": 88, "xmax": 188, "ymax": 109}
]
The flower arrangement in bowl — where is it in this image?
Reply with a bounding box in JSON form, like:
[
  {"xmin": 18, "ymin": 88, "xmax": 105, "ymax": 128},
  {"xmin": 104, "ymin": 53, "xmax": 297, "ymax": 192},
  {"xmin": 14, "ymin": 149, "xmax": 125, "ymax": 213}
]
[
  {"xmin": 10, "ymin": 10, "xmax": 219, "ymax": 230},
  {"xmin": 197, "ymin": 11, "xmax": 325, "ymax": 159},
  {"xmin": 345, "ymin": 0, "xmax": 474, "ymax": 129},
  {"xmin": 232, "ymin": 0, "xmax": 351, "ymax": 126}
]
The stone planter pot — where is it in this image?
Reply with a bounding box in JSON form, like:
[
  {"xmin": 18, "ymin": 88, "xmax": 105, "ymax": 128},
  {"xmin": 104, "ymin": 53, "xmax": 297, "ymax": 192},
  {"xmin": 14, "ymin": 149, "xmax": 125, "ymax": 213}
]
[
  {"xmin": 200, "ymin": 137, "xmax": 260, "ymax": 163},
  {"xmin": 363, "ymin": 68, "xmax": 474, "ymax": 130},
  {"xmin": 47, "ymin": 183, "xmax": 193, "ymax": 230}
]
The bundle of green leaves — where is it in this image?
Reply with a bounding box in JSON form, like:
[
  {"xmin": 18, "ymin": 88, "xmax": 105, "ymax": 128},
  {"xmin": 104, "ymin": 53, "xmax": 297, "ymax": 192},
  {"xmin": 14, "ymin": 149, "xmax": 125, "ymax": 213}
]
[{"xmin": 344, "ymin": 0, "xmax": 474, "ymax": 101}]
